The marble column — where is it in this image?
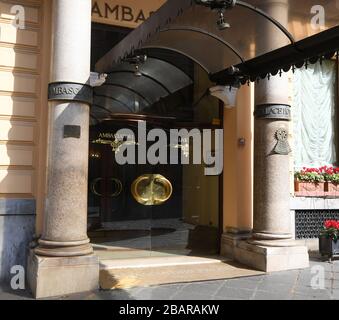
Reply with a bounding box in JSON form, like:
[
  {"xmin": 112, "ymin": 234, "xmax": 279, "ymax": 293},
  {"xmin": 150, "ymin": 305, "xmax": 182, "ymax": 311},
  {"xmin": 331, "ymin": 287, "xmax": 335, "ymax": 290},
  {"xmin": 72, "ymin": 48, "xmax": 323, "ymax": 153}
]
[
  {"xmin": 252, "ymin": 0, "xmax": 292, "ymax": 242},
  {"xmin": 28, "ymin": 0, "xmax": 99, "ymax": 298},
  {"xmin": 35, "ymin": 0, "xmax": 93, "ymax": 257},
  {"xmin": 224, "ymin": 0, "xmax": 309, "ymax": 271}
]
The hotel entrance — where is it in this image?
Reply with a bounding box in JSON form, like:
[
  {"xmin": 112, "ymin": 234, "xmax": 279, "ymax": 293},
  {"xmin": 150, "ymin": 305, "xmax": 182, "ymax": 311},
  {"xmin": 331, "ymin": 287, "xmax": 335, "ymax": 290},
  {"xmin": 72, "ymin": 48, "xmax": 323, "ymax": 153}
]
[
  {"xmin": 88, "ymin": 22, "xmax": 223, "ymax": 260},
  {"xmin": 87, "ymin": 117, "xmax": 222, "ymax": 259}
]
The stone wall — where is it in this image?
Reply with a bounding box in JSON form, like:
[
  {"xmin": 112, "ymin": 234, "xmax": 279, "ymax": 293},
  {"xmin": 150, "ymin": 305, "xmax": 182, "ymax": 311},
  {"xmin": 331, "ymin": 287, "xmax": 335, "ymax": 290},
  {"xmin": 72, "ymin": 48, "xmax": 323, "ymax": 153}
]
[{"xmin": 0, "ymin": 199, "xmax": 35, "ymax": 284}]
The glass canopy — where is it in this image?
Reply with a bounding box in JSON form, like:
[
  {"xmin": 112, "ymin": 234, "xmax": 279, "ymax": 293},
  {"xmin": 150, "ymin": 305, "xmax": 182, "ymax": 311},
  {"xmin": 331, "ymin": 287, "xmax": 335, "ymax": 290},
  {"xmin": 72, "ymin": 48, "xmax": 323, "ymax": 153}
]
[
  {"xmin": 96, "ymin": 0, "xmax": 339, "ymax": 72},
  {"xmin": 93, "ymin": 0, "xmax": 339, "ymax": 121},
  {"xmin": 92, "ymin": 57, "xmax": 192, "ymax": 121}
]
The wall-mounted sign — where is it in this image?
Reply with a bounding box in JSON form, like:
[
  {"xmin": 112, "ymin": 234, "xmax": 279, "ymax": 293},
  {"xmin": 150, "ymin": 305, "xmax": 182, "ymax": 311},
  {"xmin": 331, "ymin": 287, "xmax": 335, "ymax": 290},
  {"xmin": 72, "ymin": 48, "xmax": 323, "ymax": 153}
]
[
  {"xmin": 91, "ymin": 132, "xmax": 137, "ymax": 152},
  {"xmin": 48, "ymin": 82, "xmax": 93, "ymax": 105},
  {"xmin": 254, "ymin": 104, "xmax": 291, "ymax": 121},
  {"xmin": 64, "ymin": 125, "xmax": 81, "ymax": 139},
  {"xmin": 91, "ymin": 0, "xmax": 166, "ymax": 29}
]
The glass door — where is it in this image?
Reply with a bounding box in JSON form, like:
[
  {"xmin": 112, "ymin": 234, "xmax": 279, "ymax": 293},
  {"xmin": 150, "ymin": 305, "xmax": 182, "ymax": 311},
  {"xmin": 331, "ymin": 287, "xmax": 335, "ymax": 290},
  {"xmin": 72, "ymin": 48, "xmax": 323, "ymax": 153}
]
[
  {"xmin": 88, "ymin": 121, "xmax": 221, "ymax": 259},
  {"xmin": 88, "ymin": 122, "xmax": 152, "ymax": 259}
]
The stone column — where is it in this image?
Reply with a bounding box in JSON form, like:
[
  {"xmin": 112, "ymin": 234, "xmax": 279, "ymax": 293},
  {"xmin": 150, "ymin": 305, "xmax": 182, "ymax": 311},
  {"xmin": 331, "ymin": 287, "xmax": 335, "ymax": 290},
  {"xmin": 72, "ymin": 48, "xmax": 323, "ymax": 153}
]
[
  {"xmin": 28, "ymin": 0, "xmax": 99, "ymax": 298},
  {"xmin": 253, "ymin": 0, "xmax": 292, "ymax": 242},
  {"xmin": 34, "ymin": 0, "xmax": 93, "ymax": 257},
  {"xmin": 227, "ymin": 0, "xmax": 309, "ymax": 272}
]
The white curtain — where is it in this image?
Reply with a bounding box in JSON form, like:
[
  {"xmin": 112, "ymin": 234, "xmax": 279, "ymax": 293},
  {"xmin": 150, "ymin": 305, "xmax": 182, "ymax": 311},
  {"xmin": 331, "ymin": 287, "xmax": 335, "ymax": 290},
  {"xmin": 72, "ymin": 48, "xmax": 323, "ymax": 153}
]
[{"xmin": 293, "ymin": 60, "xmax": 337, "ymax": 169}]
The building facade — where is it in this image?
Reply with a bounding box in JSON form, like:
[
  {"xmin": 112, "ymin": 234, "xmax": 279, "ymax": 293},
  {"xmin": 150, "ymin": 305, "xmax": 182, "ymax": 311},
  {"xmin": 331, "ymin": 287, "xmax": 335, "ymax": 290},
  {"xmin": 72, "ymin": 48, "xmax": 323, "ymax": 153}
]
[{"xmin": 0, "ymin": 0, "xmax": 338, "ymax": 298}]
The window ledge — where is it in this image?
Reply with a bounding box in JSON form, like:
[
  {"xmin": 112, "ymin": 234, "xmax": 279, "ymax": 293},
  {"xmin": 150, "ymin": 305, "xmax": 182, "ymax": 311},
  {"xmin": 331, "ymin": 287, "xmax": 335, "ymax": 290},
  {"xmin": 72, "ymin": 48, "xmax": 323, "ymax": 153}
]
[{"xmin": 290, "ymin": 196, "xmax": 339, "ymax": 210}]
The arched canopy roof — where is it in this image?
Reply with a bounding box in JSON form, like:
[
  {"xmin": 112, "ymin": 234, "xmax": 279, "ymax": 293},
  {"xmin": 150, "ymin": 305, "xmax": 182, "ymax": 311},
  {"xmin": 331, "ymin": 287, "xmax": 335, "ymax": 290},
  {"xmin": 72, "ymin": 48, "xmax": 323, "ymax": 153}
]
[
  {"xmin": 93, "ymin": 0, "xmax": 339, "ymax": 122},
  {"xmin": 96, "ymin": 0, "xmax": 339, "ymax": 73}
]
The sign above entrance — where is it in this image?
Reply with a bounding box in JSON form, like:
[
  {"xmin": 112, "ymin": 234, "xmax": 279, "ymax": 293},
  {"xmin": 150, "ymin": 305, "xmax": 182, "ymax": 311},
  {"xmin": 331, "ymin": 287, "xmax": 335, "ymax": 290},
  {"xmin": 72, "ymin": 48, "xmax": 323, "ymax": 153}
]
[
  {"xmin": 254, "ymin": 104, "xmax": 291, "ymax": 121},
  {"xmin": 91, "ymin": 0, "xmax": 166, "ymax": 29},
  {"xmin": 48, "ymin": 82, "xmax": 93, "ymax": 105}
]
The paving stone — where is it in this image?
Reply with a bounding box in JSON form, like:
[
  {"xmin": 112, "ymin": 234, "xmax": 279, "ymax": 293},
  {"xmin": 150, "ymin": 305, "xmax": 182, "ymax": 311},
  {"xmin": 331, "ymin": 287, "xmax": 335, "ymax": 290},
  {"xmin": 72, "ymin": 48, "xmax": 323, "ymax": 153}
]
[
  {"xmin": 130, "ymin": 286, "xmax": 183, "ymax": 300},
  {"xmin": 252, "ymin": 290, "xmax": 292, "ymax": 300},
  {"xmin": 331, "ymin": 289, "xmax": 339, "ymax": 299},
  {"xmin": 222, "ymin": 279, "xmax": 260, "ymax": 290},
  {"xmin": 331, "ymin": 280, "xmax": 339, "ymax": 289},
  {"xmin": 266, "ymin": 270, "xmax": 300, "ymax": 277},
  {"xmin": 298, "ymin": 272, "xmax": 314, "ymax": 283},
  {"xmin": 170, "ymin": 291, "xmax": 213, "ymax": 300},
  {"xmin": 177, "ymin": 282, "xmax": 224, "ymax": 297},
  {"xmin": 257, "ymin": 281, "xmax": 294, "ymax": 294},
  {"xmin": 214, "ymin": 287, "xmax": 253, "ymax": 300},
  {"xmin": 292, "ymin": 294, "xmax": 326, "ymax": 300},
  {"xmin": 261, "ymin": 275, "xmax": 297, "ymax": 285},
  {"xmin": 239, "ymin": 275, "xmax": 266, "ymax": 282},
  {"xmin": 293, "ymin": 287, "xmax": 332, "ymax": 300},
  {"xmin": 212, "ymin": 296, "xmax": 243, "ymax": 300},
  {"xmin": 78, "ymin": 289, "xmax": 134, "ymax": 301}
]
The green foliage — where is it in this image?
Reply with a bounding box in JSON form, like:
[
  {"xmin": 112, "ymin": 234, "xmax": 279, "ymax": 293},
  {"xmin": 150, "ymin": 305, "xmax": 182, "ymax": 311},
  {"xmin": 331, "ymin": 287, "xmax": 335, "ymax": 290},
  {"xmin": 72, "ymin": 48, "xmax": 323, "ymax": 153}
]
[
  {"xmin": 320, "ymin": 228, "xmax": 339, "ymax": 242},
  {"xmin": 325, "ymin": 173, "xmax": 339, "ymax": 184},
  {"xmin": 294, "ymin": 171, "xmax": 324, "ymax": 183}
]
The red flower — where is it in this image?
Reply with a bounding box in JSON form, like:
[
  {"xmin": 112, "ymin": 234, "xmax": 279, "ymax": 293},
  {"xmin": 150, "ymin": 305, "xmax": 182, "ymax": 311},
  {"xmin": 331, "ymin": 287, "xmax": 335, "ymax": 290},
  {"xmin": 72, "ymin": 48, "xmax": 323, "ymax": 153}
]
[{"xmin": 324, "ymin": 220, "xmax": 339, "ymax": 229}]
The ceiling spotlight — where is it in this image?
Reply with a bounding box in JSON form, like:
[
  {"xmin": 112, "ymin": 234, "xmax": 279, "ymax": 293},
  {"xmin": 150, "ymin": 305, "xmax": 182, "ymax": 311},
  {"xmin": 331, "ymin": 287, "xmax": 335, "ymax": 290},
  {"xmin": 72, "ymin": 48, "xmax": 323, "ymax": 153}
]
[
  {"xmin": 134, "ymin": 64, "xmax": 142, "ymax": 77},
  {"xmin": 123, "ymin": 54, "xmax": 147, "ymax": 77},
  {"xmin": 217, "ymin": 10, "xmax": 230, "ymax": 30}
]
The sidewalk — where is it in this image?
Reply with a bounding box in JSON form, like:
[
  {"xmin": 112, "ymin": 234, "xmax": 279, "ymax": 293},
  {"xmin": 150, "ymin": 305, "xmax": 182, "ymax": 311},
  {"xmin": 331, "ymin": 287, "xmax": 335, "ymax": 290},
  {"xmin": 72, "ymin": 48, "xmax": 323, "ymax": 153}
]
[{"xmin": 1, "ymin": 254, "xmax": 338, "ymax": 300}]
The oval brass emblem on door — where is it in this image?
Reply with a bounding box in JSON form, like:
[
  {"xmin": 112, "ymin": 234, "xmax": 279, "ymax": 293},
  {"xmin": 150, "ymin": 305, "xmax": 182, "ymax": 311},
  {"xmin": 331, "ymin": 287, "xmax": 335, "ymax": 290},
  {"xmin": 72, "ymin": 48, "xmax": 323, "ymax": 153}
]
[
  {"xmin": 131, "ymin": 174, "xmax": 173, "ymax": 206},
  {"xmin": 90, "ymin": 178, "xmax": 123, "ymax": 197}
]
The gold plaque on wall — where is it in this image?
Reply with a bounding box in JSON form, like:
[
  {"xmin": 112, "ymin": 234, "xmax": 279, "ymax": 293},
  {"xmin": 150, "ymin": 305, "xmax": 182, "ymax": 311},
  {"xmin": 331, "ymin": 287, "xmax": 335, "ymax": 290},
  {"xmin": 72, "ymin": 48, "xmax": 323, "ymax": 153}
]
[{"xmin": 131, "ymin": 174, "xmax": 173, "ymax": 206}]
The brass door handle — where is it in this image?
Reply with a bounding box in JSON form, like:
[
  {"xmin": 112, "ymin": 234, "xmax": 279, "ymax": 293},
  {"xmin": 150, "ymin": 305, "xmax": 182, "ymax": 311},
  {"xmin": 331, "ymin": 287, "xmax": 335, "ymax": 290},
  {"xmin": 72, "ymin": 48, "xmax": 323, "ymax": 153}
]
[
  {"xmin": 109, "ymin": 178, "xmax": 123, "ymax": 197},
  {"xmin": 90, "ymin": 178, "xmax": 123, "ymax": 198},
  {"xmin": 131, "ymin": 174, "xmax": 173, "ymax": 206},
  {"xmin": 90, "ymin": 178, "xmax": 104, "ymax": 197}
]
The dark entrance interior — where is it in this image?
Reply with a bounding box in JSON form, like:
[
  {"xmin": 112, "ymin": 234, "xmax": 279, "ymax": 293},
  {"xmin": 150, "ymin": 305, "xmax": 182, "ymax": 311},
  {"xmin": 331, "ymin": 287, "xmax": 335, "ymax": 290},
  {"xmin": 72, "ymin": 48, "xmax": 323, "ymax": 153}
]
[{"xmin": 88, "ymin": 23, "xmax": 222, "ymax": 259}]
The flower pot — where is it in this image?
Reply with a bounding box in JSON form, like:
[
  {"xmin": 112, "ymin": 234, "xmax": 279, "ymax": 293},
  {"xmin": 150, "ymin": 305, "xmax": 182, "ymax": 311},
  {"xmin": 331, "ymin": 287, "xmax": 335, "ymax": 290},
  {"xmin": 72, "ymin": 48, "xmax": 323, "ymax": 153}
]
[
  {"xmin": 319, "ymin": 235, "xmax": 339, "ymax": 261},
  {"xmin": 325, "ymin": 182, "xmax": 339, "ymax": 196},
  {"xmin": 294, "ymin": 181, "xmax": 325, "ymax": 197}
]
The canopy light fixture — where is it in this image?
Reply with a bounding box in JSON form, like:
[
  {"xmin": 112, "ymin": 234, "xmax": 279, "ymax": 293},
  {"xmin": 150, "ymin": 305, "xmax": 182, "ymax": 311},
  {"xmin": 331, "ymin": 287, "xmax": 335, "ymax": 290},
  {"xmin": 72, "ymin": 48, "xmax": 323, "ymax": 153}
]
[
  {"xmin": 217, "ymin": 11, "xmax": 230, "ymax": 30},
  {"xmin": 209, "ymin": 84, "xmax": 239, "ymax": 108},
  {"xmin": 134, "ymin": 64, "xmax": 142, "ymax": 77},
  {"xmin": 123, "ymin": 54, "xmax": 147, "ymax": 77},
  {"xmin": 195, "ymin": 0, "xmax": 236, "ymax": 30}
]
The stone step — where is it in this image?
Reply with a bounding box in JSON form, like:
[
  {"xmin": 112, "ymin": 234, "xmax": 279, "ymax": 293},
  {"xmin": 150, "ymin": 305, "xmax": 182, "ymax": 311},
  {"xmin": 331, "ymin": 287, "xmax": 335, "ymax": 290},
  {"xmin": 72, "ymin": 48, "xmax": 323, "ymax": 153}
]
[{"xmin": 98, "ymin": 255, "xmax": 264, "ymax": 289}]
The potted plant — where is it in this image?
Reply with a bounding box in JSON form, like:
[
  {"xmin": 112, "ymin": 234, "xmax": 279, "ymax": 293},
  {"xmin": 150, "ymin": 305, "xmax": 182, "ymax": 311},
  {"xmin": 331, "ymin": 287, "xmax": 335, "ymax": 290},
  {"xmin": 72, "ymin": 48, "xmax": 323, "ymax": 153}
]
[
  {"xmin": 319, "ymin": 220, "xmax": 339, "ymax": 261},
  {"xmin": 294, "ymin": 167, "xmax": 325, "ymax": 196},
  {"xmin": 324, "ymin": 167, "xmax": 339, "ymax": 195}
]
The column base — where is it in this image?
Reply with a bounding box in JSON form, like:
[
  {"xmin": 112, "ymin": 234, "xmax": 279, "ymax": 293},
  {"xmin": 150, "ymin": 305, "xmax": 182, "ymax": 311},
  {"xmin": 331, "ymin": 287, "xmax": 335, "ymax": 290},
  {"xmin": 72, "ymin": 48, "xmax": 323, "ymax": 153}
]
[
  {"xmin": 252, "ymin": 231, "xmax": 292, "ymax": 241},
  {"xmin": 27, "ymin": 250, "xmax": 99, "ymax": 299},
  {"xmin": 34, "ymin": 243, "xmax": 93, "ymax": 257},
  {"xmin": 232, "ymin": 241, "xmax": 309, "ymax": 272},
  {"xmin": 220, "ymin": 231, "xmax": 252, "ymax": 258}
]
